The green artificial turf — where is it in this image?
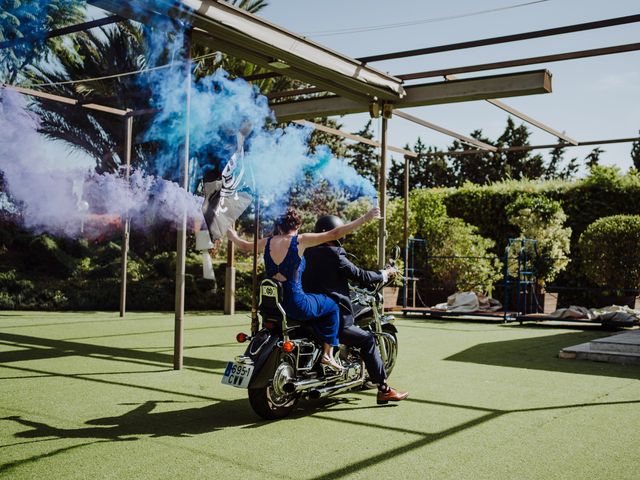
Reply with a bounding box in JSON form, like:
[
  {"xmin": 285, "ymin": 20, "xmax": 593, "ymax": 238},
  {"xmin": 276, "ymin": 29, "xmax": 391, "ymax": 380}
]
[{"xmin": 1, "ymin": 311, "xmax": 639, "ymax": 479}]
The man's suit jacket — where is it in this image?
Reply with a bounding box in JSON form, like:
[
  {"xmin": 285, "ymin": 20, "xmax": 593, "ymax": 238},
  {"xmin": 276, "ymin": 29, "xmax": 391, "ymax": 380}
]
[{"xmin": 302, "ymin": 244, "xmax": 384, "ymax": 328}]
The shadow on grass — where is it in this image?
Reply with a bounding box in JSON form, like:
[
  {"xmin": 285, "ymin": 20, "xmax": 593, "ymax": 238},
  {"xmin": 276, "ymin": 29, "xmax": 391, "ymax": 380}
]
[
  {"xmin": 4, "ymin": 393, "xmax": 640, "ymax": 479},
  {"xmin": 0, "ymin": 332, "xmax": 228, "ymax": 372},
  {"xmin": 2, "ymin": 399, "xmax": 259, "ymax": 442},
  {"xmin": 445, "ymin": 331, "xmax": 640, "ymax": 379}
]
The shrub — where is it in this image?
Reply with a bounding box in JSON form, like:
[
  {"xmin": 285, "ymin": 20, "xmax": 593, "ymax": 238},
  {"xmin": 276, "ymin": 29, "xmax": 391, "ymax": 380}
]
[
  {"xmin": 27, "ymin": 234, "xmax": 78, "ymax": 278},
  {"xmin": 505, "ymin": 195, "xmax": 571, "ymax": 284},
  {"xmin": 427, "ymin": 218, "xmax": 503, "ymax": 294},
  {"xmin": 578, "ymin": 215, "xmax": 640, "ymax": 290}
]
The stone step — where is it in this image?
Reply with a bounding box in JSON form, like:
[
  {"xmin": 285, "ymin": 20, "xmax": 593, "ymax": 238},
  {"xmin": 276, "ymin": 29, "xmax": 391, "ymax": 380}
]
[
  {"xmin": 589, "ymin": 331, "xmax": 640, "ymax": 354},
  {"xmin": 560, "ymin": 342, "xmax": 640, "ymax": 365}
]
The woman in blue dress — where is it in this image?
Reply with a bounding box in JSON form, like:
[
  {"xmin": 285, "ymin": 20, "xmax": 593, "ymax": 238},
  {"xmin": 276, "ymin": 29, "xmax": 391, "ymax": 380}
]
[{"xmin": 227, "ymin": 206, "xmax": 379, "ymax": 371}]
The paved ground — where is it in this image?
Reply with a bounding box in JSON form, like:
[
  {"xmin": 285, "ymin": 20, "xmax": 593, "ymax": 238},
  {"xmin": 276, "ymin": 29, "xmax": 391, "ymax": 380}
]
[{"xmin": 1, "ymin": 311, "xmax": 639, "ymax": 479}]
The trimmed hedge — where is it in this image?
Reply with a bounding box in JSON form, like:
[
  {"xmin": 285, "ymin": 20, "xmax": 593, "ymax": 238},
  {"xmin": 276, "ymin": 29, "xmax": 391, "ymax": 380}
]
[
  {"xmin": 578, "ymin": 215, "xmax": 640, "ymax": 290},
  {"xmin": 442, "ymin": 167, "xmax": 640, "ymax": 254}
]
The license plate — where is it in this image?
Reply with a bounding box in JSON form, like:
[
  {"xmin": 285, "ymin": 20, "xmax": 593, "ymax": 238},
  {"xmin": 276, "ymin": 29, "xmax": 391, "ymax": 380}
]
[{"xmin": 221, "ymin": 361, "xmax": 254, "ymax": 389}]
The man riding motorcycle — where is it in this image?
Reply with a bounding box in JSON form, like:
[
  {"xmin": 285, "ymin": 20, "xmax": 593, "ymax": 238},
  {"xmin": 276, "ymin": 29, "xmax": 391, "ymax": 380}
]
[{"xmin": 302, "ymin": 215, "xmax": 408, "ymax": 404}]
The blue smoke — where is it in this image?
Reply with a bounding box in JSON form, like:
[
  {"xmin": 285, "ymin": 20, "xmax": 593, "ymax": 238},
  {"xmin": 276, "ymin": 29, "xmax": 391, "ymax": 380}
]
[{"xmin": 1, "ymin": 0, "xmax": 379, "ymax": 237}]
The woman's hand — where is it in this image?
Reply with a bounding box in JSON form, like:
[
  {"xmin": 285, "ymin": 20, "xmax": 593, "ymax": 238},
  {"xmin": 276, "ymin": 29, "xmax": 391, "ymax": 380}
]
[
  {"xmin": 227, "ymin": 227, "xmax": 239, "ymax": 242},
  {"xmin": 364, "ymin": 207, "xmax": 381, "ymax": 222}
]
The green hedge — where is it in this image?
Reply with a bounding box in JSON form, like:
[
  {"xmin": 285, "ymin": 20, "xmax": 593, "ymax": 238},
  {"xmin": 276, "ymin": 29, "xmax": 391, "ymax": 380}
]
[
  {"xmin": 0, "ymin": 223, "xmax": 256, "ymax": 311},
  {"xmin": 441, "ymin": 167, "xmax": 640, "ymax": 253}
]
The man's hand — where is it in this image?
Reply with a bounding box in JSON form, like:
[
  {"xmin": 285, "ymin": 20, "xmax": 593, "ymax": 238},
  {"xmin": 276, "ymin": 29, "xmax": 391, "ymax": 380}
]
[{"xmin": 385, "ymin": 266, "xmax": 398, "ymax": 279}]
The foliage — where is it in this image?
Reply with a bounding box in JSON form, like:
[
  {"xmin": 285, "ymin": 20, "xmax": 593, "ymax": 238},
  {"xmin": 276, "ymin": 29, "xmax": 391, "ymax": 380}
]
[
  {"xmin": 505, "ymin": 195, "xmax": 571, "ymax": 284},
  {"xmin": 388, "ymin": 118, "xmax": 583, "ymax": 197},
  {"xmin": 345, "ymin": 120, "xmax": 378, "ymax": 188},
  {"xmin": 585, "ymin": 147, "xmax": 604, "ymax": 170},
  {"xmin": 0, "ymin": 0, "xmax": 84, "ymax": 82},
  {"xmin": 343, "ymin": 190, "xmax": 500, "ymax": 294},
  {"xmin": 26, "ymin": 21, "xmax": 152, "ymax": 172},
  {"xmin": 341, "ymin": 197, "xmax": 410, "ymax": 270},
  {"xmin": 428, "ymin": 218, "xmax": 502, "ymax": 294},
  {"xmin": 631, "ymin": 132, "xmax": 640, "ymax": 171},
  {"xmin": 578, "ymin": 215, "xmax": 640, "ymax": 290}
]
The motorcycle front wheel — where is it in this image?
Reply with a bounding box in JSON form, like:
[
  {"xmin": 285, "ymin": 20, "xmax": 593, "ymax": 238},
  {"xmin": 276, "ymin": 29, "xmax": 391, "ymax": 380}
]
[
  {"xmin": 248, "ymin": 361, "xmax": 299, "ymax": 420},
  {"xmin": 379, "ymin": 324, "xmax": 398, "ymax": 377}
]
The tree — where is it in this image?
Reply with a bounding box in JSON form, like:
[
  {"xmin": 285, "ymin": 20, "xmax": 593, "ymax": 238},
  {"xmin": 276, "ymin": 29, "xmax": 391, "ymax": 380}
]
[
  {"xmin": 0, "ymin": 0, "xmax": 84, "ymax": 82},
  {"xmin": 631, "ymin": 132, "xmax": 640, "ymax": 171},
  {"xmin": 306, "ymin": 118, "xmax": 348, "ymax": 158},
  {"xmin": 25, "ymin": 0, "xmax": 273, "ymax": 174},
  {"xmin": 388, "ymin": 138, "xmax": 455, "ymax": 197},
  {"xmin": 585, "ymin": 147, "xmax": 604, "ymax": 170},
  {"xmin": 544, "ymin": 140, "xmax": 579, "ymax": 180},
  {"xmin": 449, "ymin": 129, "xmax": 502, "ymax": 185},
  {"xmin": 26, "ymin": 22, "xmax": 152, "ymax": 173},
  {"xmin": 496, "ymin": 117, "xmax": 545, "ymax": 180},
  {"xmin": 345, "ymin": 120, "xmax": 378, "ymax": 188}
]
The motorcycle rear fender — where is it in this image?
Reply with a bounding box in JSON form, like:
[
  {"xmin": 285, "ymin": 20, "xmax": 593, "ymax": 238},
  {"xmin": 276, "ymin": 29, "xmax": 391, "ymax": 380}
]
[
  {"xmin": 248, "ymin": 347, "xmax": 281, "ymax": 389},
  {"xmin": 244, "ymin": 331, "xmax": 281, "ymax": 389}
]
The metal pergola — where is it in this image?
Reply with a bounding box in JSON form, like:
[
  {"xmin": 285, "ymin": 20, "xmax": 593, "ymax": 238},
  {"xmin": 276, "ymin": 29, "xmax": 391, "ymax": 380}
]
[{"xmin": 3, "ymin": 1, "xmax": 639, "ymax": 369}]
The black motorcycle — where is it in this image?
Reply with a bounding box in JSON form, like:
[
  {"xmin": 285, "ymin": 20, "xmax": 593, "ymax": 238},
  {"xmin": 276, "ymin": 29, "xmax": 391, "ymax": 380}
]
[{"xmin": 221, "ymin": 256, "xmax": 400, "ymax": 419}]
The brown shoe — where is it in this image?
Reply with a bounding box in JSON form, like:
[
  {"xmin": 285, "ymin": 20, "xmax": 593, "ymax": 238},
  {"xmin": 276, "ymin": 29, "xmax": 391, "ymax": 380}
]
[{"xmin": 377, "ymin": 387, "xmax": 409, "ymax": 405}]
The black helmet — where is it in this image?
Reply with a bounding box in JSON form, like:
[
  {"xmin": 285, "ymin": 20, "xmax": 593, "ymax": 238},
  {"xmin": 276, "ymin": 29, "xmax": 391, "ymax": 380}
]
[{"xmin": 314, "ymin": 215, "xmax": 344, "ymax": 233}]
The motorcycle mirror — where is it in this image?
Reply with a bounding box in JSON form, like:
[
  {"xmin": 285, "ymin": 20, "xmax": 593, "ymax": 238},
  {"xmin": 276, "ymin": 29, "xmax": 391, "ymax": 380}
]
[{"xmin": 392, "ymin": 245, "xmax": 401, "ymax": 261}]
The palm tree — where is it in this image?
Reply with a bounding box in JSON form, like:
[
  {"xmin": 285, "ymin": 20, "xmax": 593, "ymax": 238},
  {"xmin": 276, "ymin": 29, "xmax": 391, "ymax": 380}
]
[
  {"xmin": 1, "ymin": 0, "xmax": 84, "ymax": 82},
  {"xmin": 26, "ymin": 0, "xmax": 279, "ymax": 174},
  {"xmin": 26, "ymin": 22, "xmax": 153, "ymax": 173}
]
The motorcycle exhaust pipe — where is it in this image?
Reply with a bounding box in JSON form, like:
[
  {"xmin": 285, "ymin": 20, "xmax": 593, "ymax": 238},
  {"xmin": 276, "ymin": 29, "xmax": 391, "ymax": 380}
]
[
  {"xmin": 308, "ymin": 378, "xmax": 364, "ymax": 400},
  {"xmin": 283, "ymin": 376, "xmax": 339, "ymax": 394}
]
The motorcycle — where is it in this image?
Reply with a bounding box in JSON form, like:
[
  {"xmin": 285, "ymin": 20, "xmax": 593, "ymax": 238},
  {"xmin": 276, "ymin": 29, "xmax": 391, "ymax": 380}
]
[{"xmin": 221, "ymin": 251, "xmax": 401, "ymax": 420}]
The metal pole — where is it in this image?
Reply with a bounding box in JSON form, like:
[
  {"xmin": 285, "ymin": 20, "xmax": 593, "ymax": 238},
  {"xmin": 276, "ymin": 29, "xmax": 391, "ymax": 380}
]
[
  {"xmin": 174, "ymin": 29, "xmax": 192, "ymax": 371},
  {"xmin": 250, "ymin": 195, "xmax": 260, "ymax": 335},
  {"xmin": 403, "ymin": 155, "xmax": 409, "ymax": 309},
  {"xmin": 224, "ymin": 238, "xmax": 236, "ymax": 315},
  {"xmin": 119, "ymin": 114, "xmax": 133, "ymax": 318},
  {"xmin": 378, "ymin": 116, "xmax": 388, "ymax": 270}
]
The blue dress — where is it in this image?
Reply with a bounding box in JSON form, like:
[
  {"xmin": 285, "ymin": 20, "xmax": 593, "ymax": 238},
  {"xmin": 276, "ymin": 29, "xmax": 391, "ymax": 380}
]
[{"xmin": 265, "ymin": 235, "xmax": 340, "ymax": 346}]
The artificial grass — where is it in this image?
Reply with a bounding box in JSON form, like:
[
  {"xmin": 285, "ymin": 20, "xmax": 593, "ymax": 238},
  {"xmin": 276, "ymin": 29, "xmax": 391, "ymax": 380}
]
[{"xmin": 1, "ymin": 311, "xmax": 639, "ymax": 479}]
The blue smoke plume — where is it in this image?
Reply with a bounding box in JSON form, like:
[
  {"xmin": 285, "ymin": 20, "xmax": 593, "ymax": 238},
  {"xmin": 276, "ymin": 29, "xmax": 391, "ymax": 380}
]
[{"xmin": 1, "ymin": 0, "xmax": 378, "ymax": 238}]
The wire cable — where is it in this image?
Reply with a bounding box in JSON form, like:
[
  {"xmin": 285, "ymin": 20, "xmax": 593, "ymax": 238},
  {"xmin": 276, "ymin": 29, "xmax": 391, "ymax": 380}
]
[
  {"xmin": 23, "ymin": 51, "xmax": 220, "ymax": 88},
  {"xmin": 303, "ymin": 0, "xmax": 551, "ymax": 37}
]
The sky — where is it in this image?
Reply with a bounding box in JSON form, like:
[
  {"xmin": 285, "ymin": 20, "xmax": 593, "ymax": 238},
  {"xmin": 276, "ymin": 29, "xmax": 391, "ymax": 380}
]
[
  {"xmin": 255, "ymin": 0, "xmax": 640, "ymax": 173},
  {"xmin": 56, "ymin": 0, "xmax": 640, "ymax": 175}
]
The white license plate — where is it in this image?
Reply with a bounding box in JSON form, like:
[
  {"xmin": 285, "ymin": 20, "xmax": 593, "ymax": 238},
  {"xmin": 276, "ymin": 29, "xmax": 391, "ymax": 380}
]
[{"xmin": 221, "ymin": 361, "xmax": 254, "ymax": 388}]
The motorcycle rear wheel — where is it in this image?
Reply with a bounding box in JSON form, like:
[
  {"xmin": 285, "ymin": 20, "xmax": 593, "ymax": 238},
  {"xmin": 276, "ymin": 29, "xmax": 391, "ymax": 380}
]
[{"xmin": 248, "ymin": 361, "xmax": 299, "ymax": 420}]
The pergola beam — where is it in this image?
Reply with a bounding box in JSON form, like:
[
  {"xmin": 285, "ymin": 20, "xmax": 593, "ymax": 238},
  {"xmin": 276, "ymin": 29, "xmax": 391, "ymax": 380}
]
[
  {"xmin": 1, "ymin": 84, "xmax": 129, "ymax": 116},
  {"xmin": 88, "ymin": 0, "xmax": 405, "ymax": 103},
  {"xmin": 272, "ymin": 70, "xmax": 552, "ymax": 122},
  {"xmin": 445, "ymin": 73, "xmax": 578, "ymax": 145},
  {"xmin": 398, "ymin": 43, "xmax": 640, "ymax": 81},
  {"xmin": 420, "ymin": 136, "xmax": 640, "ymax": 157},
  {"xmin": 358, "ymin": 14, "xmax": 640, "ymax": 63},
  {"xmin": 293, "ymin": 119, "xmax": 417, "ymax": 157},
  {"xmin": 0, "ymin": 15, "xmax": 124, "ymax": 49},
  {"xmin": 394, "ymin": 110, "xmax": 497, "ymax": 151}
]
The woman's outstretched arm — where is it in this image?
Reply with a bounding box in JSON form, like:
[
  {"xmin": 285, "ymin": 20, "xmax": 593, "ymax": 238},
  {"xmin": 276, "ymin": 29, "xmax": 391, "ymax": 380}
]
[
  {"xmin": 298, "ymin": 207, "xmax": 380, "ymax": 250},
  {"xmin": 227, "ymin": 228, "xmax": 268, "ymax": 253}
]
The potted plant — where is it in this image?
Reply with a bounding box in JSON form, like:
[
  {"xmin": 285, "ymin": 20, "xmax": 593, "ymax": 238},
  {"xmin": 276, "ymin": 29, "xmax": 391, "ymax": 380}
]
[
  {"xmin": 506, "ymin": 196, "xmax": 571, "ymax": 313},
  {"xmin": 578, "ymin": 214, "xmax": 640, "ymax": 308}
]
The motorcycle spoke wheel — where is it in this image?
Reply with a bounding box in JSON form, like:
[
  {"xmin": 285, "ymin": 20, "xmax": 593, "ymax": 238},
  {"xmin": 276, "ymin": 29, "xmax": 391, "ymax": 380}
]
[
  {"xmin": 248, "ymin": 361, "xmax": 299, "ymax": 420},
  {"xmin": 379, "ymin": 327, "xmax": 398, "ymax": 377}
]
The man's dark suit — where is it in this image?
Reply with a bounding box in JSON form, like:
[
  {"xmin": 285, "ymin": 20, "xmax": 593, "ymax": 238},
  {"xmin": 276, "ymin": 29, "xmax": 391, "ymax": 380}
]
[{"xmin": 302, "ymin": 244, "xmax": 386, "ymax": 384}]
